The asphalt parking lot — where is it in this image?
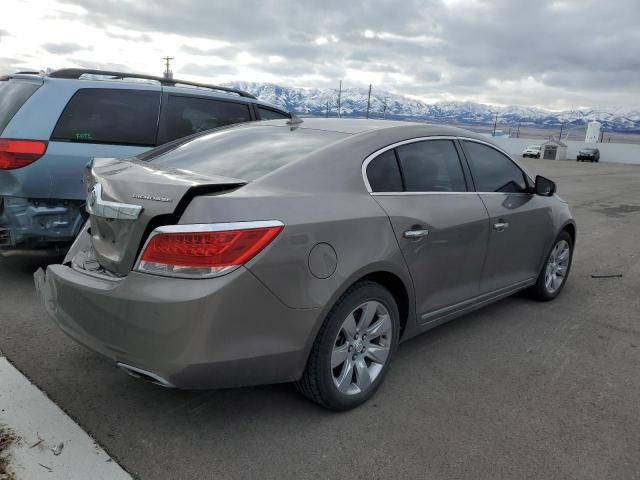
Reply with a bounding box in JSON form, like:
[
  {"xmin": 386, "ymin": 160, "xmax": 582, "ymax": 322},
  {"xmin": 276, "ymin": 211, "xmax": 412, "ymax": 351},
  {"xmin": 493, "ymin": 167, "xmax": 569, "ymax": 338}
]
[{"xmin": 1, "ymin": 158, "xmax": 639, "ymax": 480}]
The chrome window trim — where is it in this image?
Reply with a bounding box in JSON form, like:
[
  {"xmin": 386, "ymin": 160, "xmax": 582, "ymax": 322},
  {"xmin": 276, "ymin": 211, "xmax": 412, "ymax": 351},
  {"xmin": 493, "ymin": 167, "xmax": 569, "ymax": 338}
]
[
  {"xmin": 371, "ymin": 191, "xmax": 532, "ymax": 196},
  {"xmin": 361, "ymin": 135, "xmax": 534, "ymax": 196},
  {"xmin": 134, "ymin": 220, "xmax": 284, "ymax": 279}
]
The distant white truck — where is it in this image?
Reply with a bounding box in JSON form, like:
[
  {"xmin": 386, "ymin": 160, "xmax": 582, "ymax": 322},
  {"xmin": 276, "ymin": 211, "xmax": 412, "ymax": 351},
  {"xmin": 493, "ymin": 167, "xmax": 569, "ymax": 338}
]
[{"xmin": 522, "ymin": 144, "xmax": 542, "ymax": 158}]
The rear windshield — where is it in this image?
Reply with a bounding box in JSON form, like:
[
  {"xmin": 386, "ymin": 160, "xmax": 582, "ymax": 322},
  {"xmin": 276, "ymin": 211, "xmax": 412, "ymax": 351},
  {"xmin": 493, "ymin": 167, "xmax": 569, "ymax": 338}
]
[
  {"xmin": 0, "ymin": 80, "xmax": 41, "ymax": 134},
  {"xmin": 138, "ymin": 125, "xmax": 350, "ymax": 181}
]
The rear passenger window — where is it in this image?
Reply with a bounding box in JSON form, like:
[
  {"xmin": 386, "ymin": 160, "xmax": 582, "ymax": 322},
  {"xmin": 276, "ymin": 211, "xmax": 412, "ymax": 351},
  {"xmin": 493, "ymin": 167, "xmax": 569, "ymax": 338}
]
[
  {"xmin": 462, "ymin": 141, "xmax": 528, "ymax": 193},
  {"xmin": 51, "ymin": 89, "xmax": 160, "ymax": 146},
  {"xmin": 257, "ymin": 107, "xmax": 290, "ymax": 120},
  {"xmin": 366, "ymin": 150, "xmax": 403, "ymax": 192},
  {"xmin": 395, "ymin": 140, "xmax": 467, "ymax": 192},
  {"xmin": 163, "ymin": 96, "xmax": 252, "ymax": 143}
]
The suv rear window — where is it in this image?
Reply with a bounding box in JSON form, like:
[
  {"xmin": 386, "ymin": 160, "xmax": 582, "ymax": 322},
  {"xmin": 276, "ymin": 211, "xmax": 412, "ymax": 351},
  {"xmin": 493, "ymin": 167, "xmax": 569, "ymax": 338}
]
[
  {"xmin": 51, "ymin": 88, "xmax": 160, "ymax": 146},
  {"xmin": 140, "ymin": 125, "xmax": 349, "ymax": 181},
  {"xmin": 0, "ymin": 80, "xmax": 41, "ymax": 134}
]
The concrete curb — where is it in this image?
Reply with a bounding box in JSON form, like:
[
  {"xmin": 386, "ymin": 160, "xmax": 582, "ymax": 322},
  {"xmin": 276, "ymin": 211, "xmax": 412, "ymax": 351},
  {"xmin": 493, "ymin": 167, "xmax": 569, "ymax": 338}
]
[{"xmin": 0, "ymin": 357, "xmax": 132, "ymax": 480}]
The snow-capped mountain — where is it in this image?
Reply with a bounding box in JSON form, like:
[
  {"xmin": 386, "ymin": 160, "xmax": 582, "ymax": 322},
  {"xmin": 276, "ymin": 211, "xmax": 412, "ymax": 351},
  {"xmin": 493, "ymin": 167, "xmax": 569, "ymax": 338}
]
[{"xmin": 228, "ymin": 82, "xmax": 640, "ymax": 132}]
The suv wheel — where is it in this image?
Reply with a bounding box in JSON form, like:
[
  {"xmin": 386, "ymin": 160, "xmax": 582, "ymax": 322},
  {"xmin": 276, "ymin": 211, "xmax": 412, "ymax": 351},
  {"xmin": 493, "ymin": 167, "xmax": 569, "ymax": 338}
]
[{"xmin": 295, "ymin": 281, "xmax": 400, "ymax": 410}]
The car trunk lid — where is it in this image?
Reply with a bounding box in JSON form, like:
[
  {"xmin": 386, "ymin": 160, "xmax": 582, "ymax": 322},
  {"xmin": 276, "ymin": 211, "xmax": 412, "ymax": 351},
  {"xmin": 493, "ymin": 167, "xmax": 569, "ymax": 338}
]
[{"xmin": 86, "ymin": 157, "xmax": 246, "ymax": 276}]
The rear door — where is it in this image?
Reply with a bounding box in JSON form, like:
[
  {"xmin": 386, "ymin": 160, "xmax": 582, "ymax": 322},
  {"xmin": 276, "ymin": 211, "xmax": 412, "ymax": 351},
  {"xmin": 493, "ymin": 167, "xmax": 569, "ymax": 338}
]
[
  {"xmin": 460, "ymin": 139, "xmax": 553, "ymax": 292},
  {"xmin": 367, "ymin": 138, "xmax": 490, "ymax": 322}
]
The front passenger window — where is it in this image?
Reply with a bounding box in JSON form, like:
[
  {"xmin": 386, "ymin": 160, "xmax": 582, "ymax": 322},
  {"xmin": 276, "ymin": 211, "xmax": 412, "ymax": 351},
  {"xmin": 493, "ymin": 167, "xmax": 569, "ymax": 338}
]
[{"xmin": 462, "ymin": 141, "xmax": 529, "ymax": 193}]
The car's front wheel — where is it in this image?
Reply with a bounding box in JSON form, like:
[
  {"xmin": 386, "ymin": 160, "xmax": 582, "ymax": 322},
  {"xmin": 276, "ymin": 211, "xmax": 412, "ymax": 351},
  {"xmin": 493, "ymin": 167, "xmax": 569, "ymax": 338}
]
[
  {"xmin": 527, "ymin": 231, "xmax": 573, "ymax": 301},
  {"xmin": 296, "ymin": 281, "xmax": 400, "ymax": 410}
]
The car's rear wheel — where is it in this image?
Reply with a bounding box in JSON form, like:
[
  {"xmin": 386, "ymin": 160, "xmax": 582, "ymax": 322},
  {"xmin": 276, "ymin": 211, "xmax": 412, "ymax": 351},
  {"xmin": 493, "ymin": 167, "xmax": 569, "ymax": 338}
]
[
  {"xmin": 295, "ymin": 281, "xmax": 400, "ymax": 410},
  {"xmin": 527, "ymin": 231, "xmax": 573, "ymax": 301}
]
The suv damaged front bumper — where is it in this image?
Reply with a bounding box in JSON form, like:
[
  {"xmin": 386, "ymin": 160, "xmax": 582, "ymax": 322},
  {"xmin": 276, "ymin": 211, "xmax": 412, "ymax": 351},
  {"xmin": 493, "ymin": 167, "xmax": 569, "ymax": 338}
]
[
  {"xmin": 34, "ymin": 260, "xmax": 320, "ymax": 389},
  {"xmin": 0, "ymin": 196, "xmax": 85, "ymax": 251}
]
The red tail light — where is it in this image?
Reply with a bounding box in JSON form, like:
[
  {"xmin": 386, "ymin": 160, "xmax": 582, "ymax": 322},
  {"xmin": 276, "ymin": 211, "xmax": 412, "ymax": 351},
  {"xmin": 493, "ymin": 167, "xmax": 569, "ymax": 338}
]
[
  {"xmin": 136, "ymin": 221, "xmax": 284, "ymax": 278},
  {"xmin": 0, "ymin": 139, "xmax": 47, "ymax": 169}
]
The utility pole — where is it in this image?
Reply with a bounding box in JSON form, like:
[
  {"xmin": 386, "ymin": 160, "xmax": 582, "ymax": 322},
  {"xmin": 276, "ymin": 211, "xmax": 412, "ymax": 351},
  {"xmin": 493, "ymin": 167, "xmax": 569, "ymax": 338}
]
[
  {"xmin": 336, "ymin": 80, "xmax": 343, "ymax": 118},
  {"xmin": 382, "ymin": 97, "xmax": 388, "ymax": 119},
  {"xmin": 559, "ymin": 122, "xmax": 564, "ymax": 140},
  {"xmin": 366, "ymin": 84, "xmax": 372, "ymax": 119},
  {"xmin": 162, "ymin": 56, "xmax": 174, "ymax": 80},
  {"xmin": 492, "ymin": 112, "xmax": 498, "ymax": 137},
  {"xmin": 325, "ymin": 101, "xmax": 329, "ymax": 118},
  {"xmin": 516, "ymin": 122, "xmax": 520, "ymax": 138}
]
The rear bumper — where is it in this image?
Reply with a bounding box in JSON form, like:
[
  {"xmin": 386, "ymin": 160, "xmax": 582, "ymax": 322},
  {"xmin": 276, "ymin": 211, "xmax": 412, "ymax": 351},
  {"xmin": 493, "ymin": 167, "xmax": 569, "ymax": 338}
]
[
  {"xmin": 34, "ymin": 263, "xmax": 320, "ymax": 389},
  {"xmin": 0, "ymin": 196, "xmax": 84, "ymax": 249}
]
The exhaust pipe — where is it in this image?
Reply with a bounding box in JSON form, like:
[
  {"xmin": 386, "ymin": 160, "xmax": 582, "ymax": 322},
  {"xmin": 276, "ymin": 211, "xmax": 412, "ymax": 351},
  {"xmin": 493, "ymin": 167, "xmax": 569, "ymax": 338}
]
[{"xmin": 116, "ymin": 363, "xmax": 174, "ymax": 388}]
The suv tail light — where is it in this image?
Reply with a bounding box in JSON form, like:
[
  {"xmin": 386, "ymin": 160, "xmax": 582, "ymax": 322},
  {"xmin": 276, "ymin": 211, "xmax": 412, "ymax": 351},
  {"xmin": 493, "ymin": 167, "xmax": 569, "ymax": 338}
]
[
  {"xmin": 0, "ymin": 139, "xmax": 47, "ymax": 169},
  {"xmin": 135, "ymin": 221, "xmax": 284, "ymax": 278}
]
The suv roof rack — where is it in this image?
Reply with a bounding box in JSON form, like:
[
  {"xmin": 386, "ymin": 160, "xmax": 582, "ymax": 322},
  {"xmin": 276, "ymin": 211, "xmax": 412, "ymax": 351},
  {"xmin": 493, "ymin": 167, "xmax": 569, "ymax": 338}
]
[{"xmin": 48, "ymin": 68, "xmax": 256, "ymax": 99}]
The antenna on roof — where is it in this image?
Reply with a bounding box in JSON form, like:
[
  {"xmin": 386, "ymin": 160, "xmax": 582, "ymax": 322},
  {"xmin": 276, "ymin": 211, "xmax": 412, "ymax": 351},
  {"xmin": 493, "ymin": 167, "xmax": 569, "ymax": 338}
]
[{"xmin": 162, "ymin": 56, "xmax": 174, "ymax": 80}]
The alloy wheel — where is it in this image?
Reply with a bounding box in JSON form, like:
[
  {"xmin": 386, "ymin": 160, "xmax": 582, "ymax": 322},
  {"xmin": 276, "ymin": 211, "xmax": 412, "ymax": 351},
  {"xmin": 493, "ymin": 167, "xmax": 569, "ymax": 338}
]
[
  {"xmin": 544, "ymin": 239, "xmax": 571, "ymax": 293},
  {"xmin": 331, "ymin": 301, "xmax": 393, "ymax": 395}
]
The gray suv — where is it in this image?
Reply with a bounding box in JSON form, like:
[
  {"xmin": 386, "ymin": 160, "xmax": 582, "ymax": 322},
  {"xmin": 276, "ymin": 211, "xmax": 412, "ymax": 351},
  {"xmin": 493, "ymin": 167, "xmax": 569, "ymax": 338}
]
[{"xmin": 0, "ymin": 68, "xmax": 289, "ymax": 254}]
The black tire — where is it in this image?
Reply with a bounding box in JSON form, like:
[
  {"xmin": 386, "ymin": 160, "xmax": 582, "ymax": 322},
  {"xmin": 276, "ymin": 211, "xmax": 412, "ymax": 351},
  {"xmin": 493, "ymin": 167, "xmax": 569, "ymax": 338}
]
[
  {"xmin": 295, "ymin": 281, "xmax": 400, "ymax": 411},
  {"xmin": 527, "ymin": 230, "xmax": 573, "ymax": 301}
]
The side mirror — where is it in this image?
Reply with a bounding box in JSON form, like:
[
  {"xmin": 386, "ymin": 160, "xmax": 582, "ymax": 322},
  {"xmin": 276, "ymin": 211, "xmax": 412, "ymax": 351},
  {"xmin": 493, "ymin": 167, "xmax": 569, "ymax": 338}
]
[{"xmin": 535, "ymin": 175, "xmax": 556, "ymax": 196}]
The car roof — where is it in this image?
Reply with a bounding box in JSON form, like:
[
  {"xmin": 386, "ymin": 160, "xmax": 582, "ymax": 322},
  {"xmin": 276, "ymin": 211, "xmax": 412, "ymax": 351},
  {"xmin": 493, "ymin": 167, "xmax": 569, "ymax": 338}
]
[{"xmin": 256, "ymin": 117, "xmax": 490, "ymax": 139}]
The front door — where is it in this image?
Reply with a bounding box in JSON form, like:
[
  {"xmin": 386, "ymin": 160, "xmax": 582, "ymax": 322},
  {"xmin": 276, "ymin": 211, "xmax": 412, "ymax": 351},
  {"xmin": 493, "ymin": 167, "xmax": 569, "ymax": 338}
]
[
  {"xmin": 460, "ymin": 140, "xmax": 553, "ymax": 293},
  {"xmin": 365, "ymin": 139, "xmax": 490, "ymax": 321}
]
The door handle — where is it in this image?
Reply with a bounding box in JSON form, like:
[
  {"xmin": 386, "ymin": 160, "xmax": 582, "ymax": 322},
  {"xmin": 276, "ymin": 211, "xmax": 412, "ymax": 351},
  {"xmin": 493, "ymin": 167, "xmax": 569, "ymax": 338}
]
[
  {"xmin": 493, "ymin": 222, "xmax": 510, "ymax": 232},
  {"xmin": 403, "ymin": 229, "xmax": 429, "ymax": 239}
]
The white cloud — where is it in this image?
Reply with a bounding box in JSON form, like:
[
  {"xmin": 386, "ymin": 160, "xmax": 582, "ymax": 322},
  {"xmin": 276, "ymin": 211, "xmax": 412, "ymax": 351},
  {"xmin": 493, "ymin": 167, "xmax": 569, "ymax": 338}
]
[{"xmin": 0, "ymin": 0, "xmax": 638, "ymax": 110}]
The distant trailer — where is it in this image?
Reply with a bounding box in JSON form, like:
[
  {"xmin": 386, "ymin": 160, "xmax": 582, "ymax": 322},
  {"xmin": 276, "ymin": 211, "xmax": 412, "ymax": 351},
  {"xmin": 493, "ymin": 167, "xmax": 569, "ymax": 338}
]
[{"xmin": 585, "ymin": 121, "xmax": 601, "ymax": 143}]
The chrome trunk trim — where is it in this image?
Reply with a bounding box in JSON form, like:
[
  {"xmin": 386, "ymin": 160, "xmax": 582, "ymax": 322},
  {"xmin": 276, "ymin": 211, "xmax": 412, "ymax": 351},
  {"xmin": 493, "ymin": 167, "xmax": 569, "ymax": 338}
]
[{"xmin": 86, "ymin": 183, "xmax": 142, "ymax": 220}]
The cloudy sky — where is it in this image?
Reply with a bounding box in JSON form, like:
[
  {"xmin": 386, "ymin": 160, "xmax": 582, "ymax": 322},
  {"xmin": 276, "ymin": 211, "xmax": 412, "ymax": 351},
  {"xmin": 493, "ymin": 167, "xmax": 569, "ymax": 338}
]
[{"xmin": 1, "ymin": 0, "xmax": 639, "ymax": 110}]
